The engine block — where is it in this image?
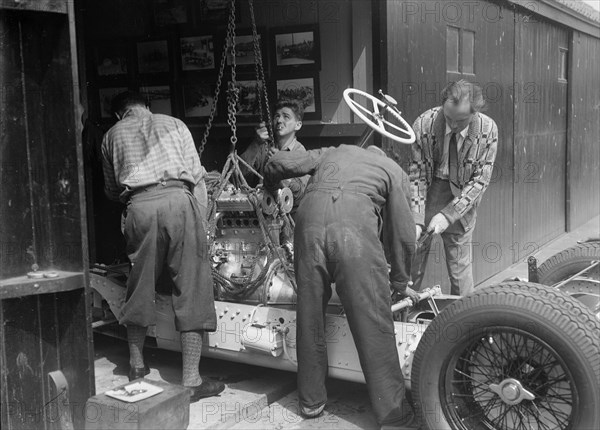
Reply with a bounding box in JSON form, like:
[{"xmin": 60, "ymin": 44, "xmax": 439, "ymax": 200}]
[{"xmin": 211, "ymin": 185, "xmax": 295, "ymax": 304}]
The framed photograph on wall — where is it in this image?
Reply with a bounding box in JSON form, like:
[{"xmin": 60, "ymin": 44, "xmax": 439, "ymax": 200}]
[
  {"xmin": 227, "ymin": 30, "xmax": 266, "ymax": 70},
  {"xmin": 180, "ymin": 35, "xmax": 215, "ymax": 72},
  {"xmin": 182, "ymin": 81, "xmax": 216, "ymax": 118},
  {"xmin": 98, "ymin": 87, "xmax": 128, "ymax": 118},
  {"xmin": 137, "ymin": 40, "xmax": 169, "ymax": 74},
  {"xmin": 140, "ymin": 85, "xmax": 172, "ymax": 115},
  {"xmin": 234, "ymin": 79, "xmax": 266, "ymax": 120},
  {"xmin": 152, "ymin": 0, "xmax": 189, "ymax": 27},
  {"xmin": 95, "ymin": 44, "xmax": 129, "ymax": 77},
  {"xmin": 198, "ymin": 0, "xmax": 240, "ymax": 24},
  {"xmin": 271, "ymin": 25, "xmax": 320, "ymax": 72},
  {"xmin": 275, "ymin": 75, "xmax": 320, "ymax": 120}
]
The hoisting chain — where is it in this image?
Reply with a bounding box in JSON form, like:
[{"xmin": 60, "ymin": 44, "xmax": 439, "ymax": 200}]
[
  {"xmin": 226, "ymin": 0, "xmax": 239, "ymax": 152},
  {"xmin": 198, "ymin": 0, "xmax": 237, "ymax": 157},
  {"xmin": 198, "ymin": 0, "xmax": 296, "ymax": 299},
  {"xmin": 249, "ymin": 0, "xmax": 274, "ymax": 147}
]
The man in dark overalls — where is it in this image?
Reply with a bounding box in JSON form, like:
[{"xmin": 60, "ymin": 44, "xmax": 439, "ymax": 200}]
[{"xmin": 264, "ymin": 145, "xmax": 420, "ymax": 428}]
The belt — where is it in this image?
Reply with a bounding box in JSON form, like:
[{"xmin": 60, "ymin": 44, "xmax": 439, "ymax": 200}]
[
  {"xmin": 305, "ymin": 185, "xmax": 369, "ymax": 197},
  {"xmin": 129, "ymin": 179, "xmax": 192, "ymax": 198}
]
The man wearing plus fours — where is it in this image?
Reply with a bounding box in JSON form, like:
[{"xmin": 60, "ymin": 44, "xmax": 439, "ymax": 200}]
[
  {"xmin": 101, "ymin": 91, "xmax": 224, "ymax": 402},
  {"xmin": 409, "ymin": 80, "xmax": 498, "ymax": 296}
]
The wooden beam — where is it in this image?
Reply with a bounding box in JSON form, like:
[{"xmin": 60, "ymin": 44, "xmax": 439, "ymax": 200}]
[{"xmin": 505, "ymin": 0, "xmax": 599, "ymax": 39}]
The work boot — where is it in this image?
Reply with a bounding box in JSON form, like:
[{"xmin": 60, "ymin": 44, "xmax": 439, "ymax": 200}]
[
  {"xmin": 299, "ymin": 402, "xmax": 325, "ymax": 418},
  {"xmin": 128, "ymin": 364, "xmax": 150, "ymax": 381},
  {"xmin": 188, "ymin": 380, "xmax": 225, "ymax": 402}
]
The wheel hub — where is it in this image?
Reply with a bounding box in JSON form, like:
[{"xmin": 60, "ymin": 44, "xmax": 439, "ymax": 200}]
[{"xmin": 489, "ymin": 378, "xmax": 536, "ymax": 405}]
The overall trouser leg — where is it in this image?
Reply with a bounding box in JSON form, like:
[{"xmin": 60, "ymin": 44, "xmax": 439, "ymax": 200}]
[
  {"xmin": 294, "ymin": 194, "xmax": 332, "ymax": 411},
  {"xmin": 328, "ymin": 193, "xmax": 409, "ymax": 425}
]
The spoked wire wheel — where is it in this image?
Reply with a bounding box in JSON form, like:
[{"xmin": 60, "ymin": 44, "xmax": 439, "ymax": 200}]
[
  {"xmin": 537, "ymin": 242, "xmax": 600, "ymax": 317},
  {"xmin": 443, "ymin": 327, "xmax": 575, "ymax": 429},
  {"xmin": 412, "ymin": 282, "xmax": 599, "ymax": 430}
]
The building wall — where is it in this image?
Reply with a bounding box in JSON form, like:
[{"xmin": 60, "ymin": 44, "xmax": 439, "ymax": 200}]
[
  {"xmin": 384, "ymin": 0, "xmax": 516, "ymax": 287},
  {"xmin": 514, "ymin": 12, "xmax": 568, "ymax": 250},
  {"xmin": 568, "ymin": 31, "xmax": 600, "ymax": 229},
  {"xmin": 383, "ymin": 0, "xmax": 599, "ymax": 290}
]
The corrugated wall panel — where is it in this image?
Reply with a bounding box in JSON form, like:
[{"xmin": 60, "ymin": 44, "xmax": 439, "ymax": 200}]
[
  {"xmin": 569, "ymin": 31, "xmax": 600, "ymax": 229},
  {"xmin": 514, "ymin": 14, "xmax": 568, "ymax": 253}
]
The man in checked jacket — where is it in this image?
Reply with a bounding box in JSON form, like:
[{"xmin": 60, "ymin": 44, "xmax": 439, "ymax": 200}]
[{"xmin": 409, "ymin": 80, "xmax": 498, "ymax": 296}]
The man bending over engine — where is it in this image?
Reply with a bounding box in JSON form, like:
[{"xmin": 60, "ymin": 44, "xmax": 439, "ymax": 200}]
[
  {"xmin": 101, "ymin": 91, "xmax": 224, "ymax": 402},
  {"xmin": 263, "ymin": 144, "xmax": 420, "ymax": 429}
]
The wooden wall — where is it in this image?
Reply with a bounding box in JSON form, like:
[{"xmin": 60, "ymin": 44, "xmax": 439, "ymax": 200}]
[
  {"xmin": 513, "ymin": 13, "xmax": 568, "ymax": 250},
  {"xmin": 568, "ymin": 31, "xmax": 600, "ymax": 230},
  {"xmin": 383, "ymin": 0, "xmax": 598, "ymax": 290},
  {"xmin": 383, "ymin": 0, "xmax": 516, "ymax": 288},
  {"xmin": 1, "ymin": 11, "xmax": 85, "ymax": 277}
]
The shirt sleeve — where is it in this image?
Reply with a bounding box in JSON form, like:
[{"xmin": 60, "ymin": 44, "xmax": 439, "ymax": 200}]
[
  {"xmin": 408, "ymin": 116, "xmax": 429, "ymax": 226},
  {"xmin": 385, "ymin": 169, "xmax": 417, "ymax": 292},
  {"xmin": 239, "ymin": 138, "xmax": 267, "ymax": 179},
  {"xmin": 101, "ymin": 133, "xmax": 122, "ymax": 202},
  {"xmin": 263, "ymin": 147, "xmax": 333, "ymax": 184},
  {"xmin": 179, "ymin": 121, "xmax": 204, "ymax": 185}
]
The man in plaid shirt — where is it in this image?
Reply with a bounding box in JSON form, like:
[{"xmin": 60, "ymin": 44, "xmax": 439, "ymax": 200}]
[
  {"xmin": 409, "ymin": 80, "xmax": 498, "ymax": 296},
  {"xmin": 101, "ymin": 91, "xmax": 224, "ymax": 401}
]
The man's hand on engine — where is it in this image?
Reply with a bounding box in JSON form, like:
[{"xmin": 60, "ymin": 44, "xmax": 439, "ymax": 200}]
[{"xmin": 392, "ymin": 284, "xmax": 421, "ymax": 306}]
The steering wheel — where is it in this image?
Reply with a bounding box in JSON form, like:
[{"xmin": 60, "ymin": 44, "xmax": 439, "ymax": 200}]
[{"xmin": 343, "ymin": 88, "xmax": 416, "ymax": 144}]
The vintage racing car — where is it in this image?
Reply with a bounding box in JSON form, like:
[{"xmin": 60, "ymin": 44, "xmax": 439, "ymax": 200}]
[{"xmin": 90, "ymin": 89, "xmax": 599, "ymax": 430}]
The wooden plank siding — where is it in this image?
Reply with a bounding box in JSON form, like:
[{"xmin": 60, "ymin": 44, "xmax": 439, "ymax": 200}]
[
  {"xmin": 381, "ymin": 0, "xmax": 598, "ymax": 289},
  {"xmin": 568, "ymin": 31, "xmax": 600, "ymax": 230},
  {"xmin": 383, "ymin": 0, "xmax": 516, "ymax": 290},
  {"xmin": 513, "ymin": 13, "xmax": 569, "ymax": 251}
]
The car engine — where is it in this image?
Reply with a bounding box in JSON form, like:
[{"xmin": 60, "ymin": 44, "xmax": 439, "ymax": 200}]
[{"xmin": 210, "ymin": 184, "xmax": 297, "ymax": 305}]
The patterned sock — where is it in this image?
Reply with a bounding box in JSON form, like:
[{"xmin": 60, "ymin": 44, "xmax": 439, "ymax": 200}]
[
  {"xmin": 181, "ymin": 330, "xmax": 203, "ymax": 387},
  {"xmin": 127, "ymin": 325, "xmax": 147, "ymax": 369}
]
